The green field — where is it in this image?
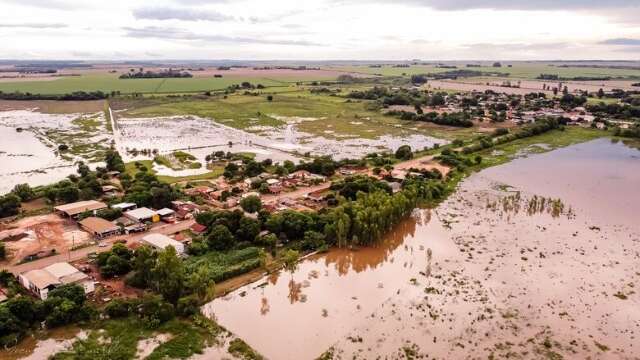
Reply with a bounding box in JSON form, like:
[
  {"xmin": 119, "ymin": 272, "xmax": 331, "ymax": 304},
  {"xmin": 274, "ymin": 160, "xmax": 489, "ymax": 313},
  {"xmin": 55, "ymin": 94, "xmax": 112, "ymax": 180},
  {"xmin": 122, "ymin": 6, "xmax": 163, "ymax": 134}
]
[
  {"xmin": 329, "ymin": 63, "xmax": 640, "ymax": 80},
  {"xmin": 0, "ymin": 73, "xmax": 336, "ymax": 95}
]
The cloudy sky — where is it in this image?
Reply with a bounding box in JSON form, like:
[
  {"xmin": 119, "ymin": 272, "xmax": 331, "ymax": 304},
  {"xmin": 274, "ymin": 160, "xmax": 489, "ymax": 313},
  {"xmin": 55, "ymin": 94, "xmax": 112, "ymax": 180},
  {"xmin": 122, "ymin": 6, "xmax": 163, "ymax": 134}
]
[{"xmin": 1, "ymin": 0, "xmax": 640, "ymax": 60}]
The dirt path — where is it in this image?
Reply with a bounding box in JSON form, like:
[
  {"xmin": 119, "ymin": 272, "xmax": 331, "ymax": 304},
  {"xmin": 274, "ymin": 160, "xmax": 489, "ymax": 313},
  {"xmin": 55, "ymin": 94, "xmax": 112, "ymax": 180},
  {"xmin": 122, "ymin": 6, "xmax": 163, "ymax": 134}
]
[{"xmin": 3, "ymin": 219, "xmax": 195, "ymax": 275}]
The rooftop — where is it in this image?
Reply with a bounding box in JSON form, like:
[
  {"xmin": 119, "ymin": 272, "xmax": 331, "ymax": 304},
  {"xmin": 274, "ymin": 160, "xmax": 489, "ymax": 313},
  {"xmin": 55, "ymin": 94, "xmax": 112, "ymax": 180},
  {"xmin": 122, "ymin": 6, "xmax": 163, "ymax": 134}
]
[
  {"xmin": 54, "ymin": 200, "xmax": 107, "ymax": 216},
  {"xmin": 79, "ymin": 217, "xmax": 120, "ymax": 234},
  {"xmin": 125, "ymin": 207, "xmax": 157, "ymax": 220}
]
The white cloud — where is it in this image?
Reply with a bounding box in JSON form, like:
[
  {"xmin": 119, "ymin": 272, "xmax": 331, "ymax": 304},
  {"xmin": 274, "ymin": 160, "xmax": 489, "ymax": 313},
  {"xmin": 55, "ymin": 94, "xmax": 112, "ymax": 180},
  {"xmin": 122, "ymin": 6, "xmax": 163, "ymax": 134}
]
[{"xmin": 0, "ymin": 0, "xmax": 639, "ymax": 60}]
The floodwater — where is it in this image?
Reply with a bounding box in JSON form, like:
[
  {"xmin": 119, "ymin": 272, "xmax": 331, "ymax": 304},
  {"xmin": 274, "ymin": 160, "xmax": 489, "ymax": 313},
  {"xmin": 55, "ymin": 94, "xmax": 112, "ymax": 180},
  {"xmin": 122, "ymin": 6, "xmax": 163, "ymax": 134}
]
[
  {"xmin": 0, "ymin": 109, "xmax": 110, "ymax": 194},
  {"xmin": 0, "ymin": 327, "xmax": 85, "ymax": 360},
  {"xmin": 203, "ymin": 138, "xmax": 640, "ymax": 359},
  {"xmin": 114, "ymin": 115, "xmax": 303, "ymax": 177},
  {"xmin": 114, "ymin": 114, "xmax": 446, "ymax": 174}
]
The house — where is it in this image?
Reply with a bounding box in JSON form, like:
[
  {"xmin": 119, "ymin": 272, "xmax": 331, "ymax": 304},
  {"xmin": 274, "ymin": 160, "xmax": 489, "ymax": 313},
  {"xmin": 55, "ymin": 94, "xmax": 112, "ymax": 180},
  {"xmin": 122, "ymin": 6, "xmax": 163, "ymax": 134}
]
[
  {"xmin": 124, "ymin": 207, "xmax": 159, "ymax": 223},
  {"xmin": 79, "ymin": 217, "xmax": 121, "ymax": 239},
  {"xmin": 266, "ymin": 178, "xmax": 280, "ymax": 186},
  {"xmin": 190, "ymin": 223, "xmax": 207, "ymax": 235},
  {"xmin": 141, "ymin": 233, "xmax": 185, "ymax": 255},
  {"xmin": 268, "ymin": 185, "xmax": 283, "ymax": 194},
  {"xmin": 157, "ymin": 208, "xmax": 175, "ymax": 219},
  {"xmin": 54, "ymin": 200, "xmax": 107, "ymax": 218},
  {"xmin": 111, "ymin": 202, "xmax": 137, "ymax": 212},
  {"xmin": 289, "ymin": 170, "xmax": 312, "ymax": 180},
  {"xmin": 18, "ymin": 262, "xmax": 95, "ymax": 300},
  {"xmin": 242, "ymin": 192, "xmax": 260, "ymax": 199},
  {"xmin": 114, "ymin": 216, "xmax": 146, "ymax": 234}
]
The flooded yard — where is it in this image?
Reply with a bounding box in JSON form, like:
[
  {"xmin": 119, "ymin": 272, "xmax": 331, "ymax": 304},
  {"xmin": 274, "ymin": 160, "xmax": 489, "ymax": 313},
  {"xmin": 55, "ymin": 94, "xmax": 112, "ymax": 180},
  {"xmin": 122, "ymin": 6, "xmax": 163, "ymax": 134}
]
[{"xmin": 203, "ymin": 138, "xmax": 640, "ymax": 359}]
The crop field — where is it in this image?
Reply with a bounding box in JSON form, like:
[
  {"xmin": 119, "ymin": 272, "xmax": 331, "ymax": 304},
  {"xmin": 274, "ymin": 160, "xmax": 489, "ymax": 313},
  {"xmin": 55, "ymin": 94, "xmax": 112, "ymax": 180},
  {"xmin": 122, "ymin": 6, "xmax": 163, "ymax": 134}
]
[
  {"xmin": 0, "ymin": 71, "xmax": 339, "ymax": 95},
  {"xmin": 329, "ymin": 63, "xmax": 640, "ymax": 79}
]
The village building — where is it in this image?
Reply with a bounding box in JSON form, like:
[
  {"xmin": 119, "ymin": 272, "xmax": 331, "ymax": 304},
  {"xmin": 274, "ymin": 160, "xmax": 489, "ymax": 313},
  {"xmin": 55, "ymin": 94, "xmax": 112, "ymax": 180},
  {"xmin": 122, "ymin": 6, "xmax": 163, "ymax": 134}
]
[
  {"xmin": 54, "ymin": 200, "xmax": 108, "ymax": 218},
  {"xmin": 190, "ymin": 223, "xmax": 207, "ymax": 235},
  {"xmin": 157, "ymin": 208, "xmax": 176, "ymax": 222},
  {"xmin": 124, "ymin": 207, "xmax": 159, "ymax": 223},
  {"xmin": 113, "ymin": 216, "xmax": 146, "ymax": 234},
  {"xmin": 79, "ymin": 217, "xmax": 121, "ymax": 239},
  {"xmin": 111, "ymin": 202, "xmax": 137, "ymax": 212},
  {"xmin": 18, "ymin": 262, "xmax": 94, "ymax": 300},
  {"xmin": 141, "ymin": 233, "xmax": 186, "ymax": 255},
  {"xmin": 385, "ymin": 181, "xmax": 402, "ymax": 193}
]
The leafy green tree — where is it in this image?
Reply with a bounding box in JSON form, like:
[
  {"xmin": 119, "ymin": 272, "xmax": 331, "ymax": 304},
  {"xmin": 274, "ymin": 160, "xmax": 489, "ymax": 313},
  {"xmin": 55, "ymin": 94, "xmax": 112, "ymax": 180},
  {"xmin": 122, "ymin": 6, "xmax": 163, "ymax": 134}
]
[
  {"xmin": 395, "ymin": 145, "xmax": 413, "ymax": 160},
  {"xmin": 240, "ymin": 195, "xmax": 262, "ymax": 214},
  {"xmin": 236, "ymin": 217, "xmax": 261, "ymax": 242},
  {"xmin": 152, "ymin": 246, "xmax": 185, "ymax": 304},
  {"xmin": 207, "ymin": 225, "xmax": 235, "ymax": 251},
  {"xmin": 11, "ymin": 184, "xmax": 34, "ymax": 202}
]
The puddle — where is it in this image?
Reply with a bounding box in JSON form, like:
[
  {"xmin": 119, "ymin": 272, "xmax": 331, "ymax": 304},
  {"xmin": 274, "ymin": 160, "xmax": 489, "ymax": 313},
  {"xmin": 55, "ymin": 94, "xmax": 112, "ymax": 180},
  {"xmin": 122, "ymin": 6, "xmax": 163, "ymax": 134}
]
[{"xmin": 203, "ymin": 138, "xmax": 640, "ymax": 359}]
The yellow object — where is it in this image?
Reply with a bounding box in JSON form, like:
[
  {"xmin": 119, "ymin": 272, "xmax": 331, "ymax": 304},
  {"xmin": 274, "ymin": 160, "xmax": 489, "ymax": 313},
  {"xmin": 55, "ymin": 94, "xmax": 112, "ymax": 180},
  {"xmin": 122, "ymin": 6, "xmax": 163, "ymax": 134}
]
[{"xmin": 152, "ymin": 214, "xmax": 160, "ymax": 223}]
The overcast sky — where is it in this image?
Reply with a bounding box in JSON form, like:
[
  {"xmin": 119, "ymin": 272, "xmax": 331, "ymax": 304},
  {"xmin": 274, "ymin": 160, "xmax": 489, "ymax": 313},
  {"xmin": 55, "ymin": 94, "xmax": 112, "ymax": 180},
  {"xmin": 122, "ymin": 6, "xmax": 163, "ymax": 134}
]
[{"xmin": 1, "ymin": 0, "xmax": 640, "ymax": 60}]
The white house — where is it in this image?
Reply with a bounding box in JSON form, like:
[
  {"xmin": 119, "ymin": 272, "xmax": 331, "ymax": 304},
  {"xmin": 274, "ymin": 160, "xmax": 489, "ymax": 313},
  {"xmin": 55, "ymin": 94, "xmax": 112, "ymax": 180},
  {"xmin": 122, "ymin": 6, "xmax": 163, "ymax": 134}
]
[
  {"xmin": 141, "ymin": 233, "xmax": 186, "ymax": 255},
  {"xmin": 18, "ymin": 262, "xmax": 95, "ymax": 300}
]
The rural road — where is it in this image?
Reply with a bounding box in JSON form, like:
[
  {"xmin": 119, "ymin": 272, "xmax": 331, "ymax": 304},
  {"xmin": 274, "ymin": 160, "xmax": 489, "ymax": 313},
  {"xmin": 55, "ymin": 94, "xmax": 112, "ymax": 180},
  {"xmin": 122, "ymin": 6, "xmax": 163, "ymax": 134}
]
[{"xmin": 3, "ymin": 219, "xmax": 195, "ymax": 275}]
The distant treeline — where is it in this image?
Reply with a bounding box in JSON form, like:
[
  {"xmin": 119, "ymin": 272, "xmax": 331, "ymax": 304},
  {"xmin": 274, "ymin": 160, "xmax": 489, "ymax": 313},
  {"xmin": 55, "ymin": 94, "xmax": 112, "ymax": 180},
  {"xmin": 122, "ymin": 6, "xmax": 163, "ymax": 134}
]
[
  {"xmin": 0, "ymin": 68, "xmax": 57, "ymax": 74},
  {"xmin": 119, "ymin": 69, "xmax": 193, "ymax": 79},
  {"xmin": 427, "ymin": 70, "xmax": 507, "ymax": 80},
  {"xmin": 614, "ymin": 124, "xmax": 640, "ymax": 138},
  {"xmin": 632, "ymin": 83, "xmax": 640, "ymax": 87},
  {"xmin": 460, "ymin": 117, "xmax": 562, "ymax": 154},
  {"xmin": 0, "ymin": 91, "xmax": 107, "ymax": 101},
  {"xmin": 387, "ymin": 110, "xmax": 474, "ymax": 128},
  {"xmin": 537, "ymin": 74, "xmax": 613, "ymax": 81}
]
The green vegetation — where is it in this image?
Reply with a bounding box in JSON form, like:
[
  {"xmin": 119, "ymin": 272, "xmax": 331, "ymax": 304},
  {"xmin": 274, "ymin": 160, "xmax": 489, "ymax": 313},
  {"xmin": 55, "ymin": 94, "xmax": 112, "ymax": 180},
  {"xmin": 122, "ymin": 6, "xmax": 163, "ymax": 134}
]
[{"xmin": 0, "ymin": 72, "xmax": 337, "ymax": 95}]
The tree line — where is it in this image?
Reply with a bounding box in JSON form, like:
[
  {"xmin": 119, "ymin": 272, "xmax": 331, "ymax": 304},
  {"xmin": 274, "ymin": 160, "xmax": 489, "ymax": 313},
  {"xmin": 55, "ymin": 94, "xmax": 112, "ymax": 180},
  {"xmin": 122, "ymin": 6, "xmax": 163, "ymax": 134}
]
[{"xmin": 0, "ymin": 91, "xmax": 107, "ymax": 101}]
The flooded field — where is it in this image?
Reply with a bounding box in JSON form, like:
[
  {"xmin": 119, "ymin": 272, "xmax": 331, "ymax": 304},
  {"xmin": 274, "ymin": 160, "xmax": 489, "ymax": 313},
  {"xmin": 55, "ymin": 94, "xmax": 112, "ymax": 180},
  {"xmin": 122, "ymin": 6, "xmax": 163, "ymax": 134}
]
[
  {"xmin": 114, "ymin": 113, "xmax": 445, "ymax": 175},
  {"xmin": 204, "ymin": 138, "xmax": 640, "ymax": 359},
  {"xmin": 0, "ymin": 109, "xmax": 111, "ymax": 194}
]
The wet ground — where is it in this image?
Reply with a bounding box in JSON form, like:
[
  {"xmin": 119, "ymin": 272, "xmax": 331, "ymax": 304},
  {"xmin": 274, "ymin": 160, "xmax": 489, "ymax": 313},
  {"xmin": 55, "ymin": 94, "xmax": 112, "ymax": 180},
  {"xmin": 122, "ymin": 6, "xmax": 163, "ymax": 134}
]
[
  {"xmin": 0, "ymin": 109, "xmax": 110, "ymax": 194},
  {"xmin": 203, "ymin": 138, "xmax": 640, "ymax": 359},
  {"xmin": 114, "ymin": 114, "xmax": 445, "ymax": 177}
]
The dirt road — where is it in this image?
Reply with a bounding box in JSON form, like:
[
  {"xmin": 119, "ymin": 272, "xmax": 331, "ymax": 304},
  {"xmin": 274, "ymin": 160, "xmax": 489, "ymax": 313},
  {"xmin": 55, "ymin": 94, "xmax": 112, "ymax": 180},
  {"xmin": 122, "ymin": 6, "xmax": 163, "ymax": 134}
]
[{"xmin": 3, "ymin": 219, "xmax": 195, "ymax": 275}]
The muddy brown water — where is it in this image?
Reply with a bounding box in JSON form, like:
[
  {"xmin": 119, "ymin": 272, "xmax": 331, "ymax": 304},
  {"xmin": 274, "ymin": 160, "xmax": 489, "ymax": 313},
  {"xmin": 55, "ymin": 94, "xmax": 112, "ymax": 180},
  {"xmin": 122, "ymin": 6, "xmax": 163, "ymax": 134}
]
[{"xmin": 203, "ymin": 138, "xmax": 640, "ymax": 359}]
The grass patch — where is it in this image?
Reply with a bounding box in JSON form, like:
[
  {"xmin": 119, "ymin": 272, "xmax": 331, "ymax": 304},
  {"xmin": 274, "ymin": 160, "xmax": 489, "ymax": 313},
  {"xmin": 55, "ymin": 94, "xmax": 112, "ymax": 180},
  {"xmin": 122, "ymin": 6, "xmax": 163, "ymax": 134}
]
[
  {"xmin": 184, "ymin": 247, "xmax": 264, "ymax": 283},
  {"xmin": 228, "ymin": 338, "xmax": 263, "ymax": 360},
  {"xmin": 51, "ymin": 316, "xmax": 222, "ymax": 360},
  {"xmin": 125, "ymin": 159, "xmax": 223, "ymax": 184}
]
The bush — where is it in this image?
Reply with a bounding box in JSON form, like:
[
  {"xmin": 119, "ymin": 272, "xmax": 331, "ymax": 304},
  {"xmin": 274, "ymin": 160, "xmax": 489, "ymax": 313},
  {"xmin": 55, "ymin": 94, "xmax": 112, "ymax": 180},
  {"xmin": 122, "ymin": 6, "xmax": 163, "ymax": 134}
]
[
  {"xmin": 104, "ymin": 298, "xmax": 133, "ymax": 318},
  {"xmin": 395, "ymin": 145, "xmax": 413, "ymax": 160},
  {"xmin": 177, "ymin": 295, "xmax": 200, "ymax": 317}
]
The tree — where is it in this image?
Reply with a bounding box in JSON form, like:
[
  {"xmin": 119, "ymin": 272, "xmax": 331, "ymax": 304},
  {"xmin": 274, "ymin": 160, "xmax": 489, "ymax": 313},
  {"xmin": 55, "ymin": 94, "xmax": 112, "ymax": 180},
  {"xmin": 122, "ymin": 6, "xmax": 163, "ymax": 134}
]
[
  {"xmin": 207, "ymin": 225, "xmax": 236, "ymax": 251},
  {"xmin": 186, "ymin": 265, "xmax": 215, "ymax": 301},
  {"xmin": 240, "ymin": 195, "xmax": 262, "ymax": 213},
  {"xmin": 395, "ymin": 145, "xmax": 413, "ymax": 160},
  {"xmin": 597, "ymin": 88, "xmax": 605, "ymax": 98},
  {"xmin": 152, "ymin": 246, "xmax": 184, "ymax": 304},
  {"xmin": 104, "ymin": 148, "xmax": 125, "ymax": 173},
  {"xmin": 0, "ymin": 194, "xmax": 21, "ymax": 218},
  {"xmin": 11, "ymin": 184, "xmax": 34, "ymax": 202},
  {"xmin": 267, "ymin": 95, "xmax": 273, "ymax": 102},
  {"xmin": 0, "ymin": 242, "xmax": 5, "ymax": 260},
  {"xmin": 236, "ymin": 217, "xmax": 261, "ymax": 242},
  {"xmin": 282, "ymin": 249, "xmax": 300, "ymax": 275}
]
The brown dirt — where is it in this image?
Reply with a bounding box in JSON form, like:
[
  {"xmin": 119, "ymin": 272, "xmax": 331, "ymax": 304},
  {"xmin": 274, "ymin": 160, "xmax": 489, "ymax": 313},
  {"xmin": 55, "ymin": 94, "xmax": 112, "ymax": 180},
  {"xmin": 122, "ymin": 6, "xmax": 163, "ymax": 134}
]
[{"xmin": 0, "ymin": 100, "xmax": 105, "ymax": 113}]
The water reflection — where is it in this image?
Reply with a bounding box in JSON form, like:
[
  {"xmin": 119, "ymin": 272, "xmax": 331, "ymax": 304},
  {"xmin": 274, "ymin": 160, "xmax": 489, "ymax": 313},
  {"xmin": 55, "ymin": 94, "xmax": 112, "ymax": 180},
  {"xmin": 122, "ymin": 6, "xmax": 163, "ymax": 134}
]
[{"xmin": 203, "ymin": 210, "xmax": 432, "ymax": 360}]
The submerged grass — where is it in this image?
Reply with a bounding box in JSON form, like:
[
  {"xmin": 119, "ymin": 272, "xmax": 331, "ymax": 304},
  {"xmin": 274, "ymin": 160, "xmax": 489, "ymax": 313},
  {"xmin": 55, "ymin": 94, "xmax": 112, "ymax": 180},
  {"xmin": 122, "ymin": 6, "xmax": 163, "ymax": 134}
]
[{"xmin": 51, "ymin": 316, "xmax": 224, "ymax": 360}]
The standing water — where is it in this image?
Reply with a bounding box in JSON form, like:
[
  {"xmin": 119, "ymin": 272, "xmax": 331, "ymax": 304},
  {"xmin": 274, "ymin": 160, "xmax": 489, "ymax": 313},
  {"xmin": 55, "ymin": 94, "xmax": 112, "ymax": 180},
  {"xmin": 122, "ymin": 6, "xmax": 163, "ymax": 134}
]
[{"xmin": 202, "ymin": 138, "xmax": 640, "ymax": 359}]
